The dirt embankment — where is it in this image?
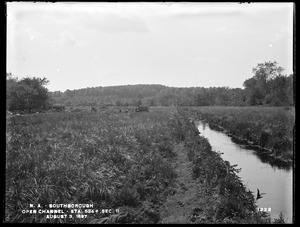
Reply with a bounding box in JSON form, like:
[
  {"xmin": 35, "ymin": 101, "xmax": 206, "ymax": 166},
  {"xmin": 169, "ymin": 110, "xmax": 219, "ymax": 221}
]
[{"xmin": 159, "ymin": 143, "xmax": 201, "ymax": 223}]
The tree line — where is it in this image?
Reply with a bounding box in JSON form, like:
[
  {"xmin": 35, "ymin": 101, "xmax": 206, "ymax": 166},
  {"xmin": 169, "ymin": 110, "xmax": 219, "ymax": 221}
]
[{"xmin": 6, "ymin": 62, "xmax": 294, "ymax": 113}]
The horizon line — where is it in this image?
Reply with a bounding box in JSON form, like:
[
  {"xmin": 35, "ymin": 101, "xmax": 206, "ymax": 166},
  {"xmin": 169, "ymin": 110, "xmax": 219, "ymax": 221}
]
[{"xmin": 48, "ymin": 83, "xmax": 245, "ymax": 93}]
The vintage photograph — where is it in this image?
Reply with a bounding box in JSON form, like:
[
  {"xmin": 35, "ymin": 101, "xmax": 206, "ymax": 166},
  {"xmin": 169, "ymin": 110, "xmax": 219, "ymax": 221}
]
[{"xmin": 5, "ymin": 2, "xmax": 294, "ymax": 224}]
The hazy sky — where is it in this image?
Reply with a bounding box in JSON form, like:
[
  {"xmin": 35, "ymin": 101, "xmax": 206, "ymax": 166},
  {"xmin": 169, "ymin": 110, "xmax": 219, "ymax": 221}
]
[{"xmin": 7, "ymin": 2, "xmax": 294, "ymax": 92}]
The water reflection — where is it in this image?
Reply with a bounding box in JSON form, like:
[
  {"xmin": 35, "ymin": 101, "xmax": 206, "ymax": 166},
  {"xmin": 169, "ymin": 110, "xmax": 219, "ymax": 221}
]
[
  {"xmin": 197, "ymin": 121, "xmax": 293, "ymax": 223},
  {"xmin": 201, "ymin": 123, "xmax": 207, "ymax": 131},
  {"xmin": 230, "ymin": 138, "xmax": 292, "ymax": 171},
  {"xmin": 200, "ymin": 122, "xmax": 292, "ymax": 171}
]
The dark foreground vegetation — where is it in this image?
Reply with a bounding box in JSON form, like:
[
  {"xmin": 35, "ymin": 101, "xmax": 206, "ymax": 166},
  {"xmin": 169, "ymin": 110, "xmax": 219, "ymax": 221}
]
[
  {"xmin": 189, "ymin": 106, "xmax": 294, "ymax": 166},
  {"xmin": 6, "ymin": 107, "xmax": 282, "ymax": 223}
]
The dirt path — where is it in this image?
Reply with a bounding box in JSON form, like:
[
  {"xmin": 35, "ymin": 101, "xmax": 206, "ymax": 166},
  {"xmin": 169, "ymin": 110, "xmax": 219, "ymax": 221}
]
[{"xmin": 159, "ymin": 143, "xmax": 202, "ymax": 224}]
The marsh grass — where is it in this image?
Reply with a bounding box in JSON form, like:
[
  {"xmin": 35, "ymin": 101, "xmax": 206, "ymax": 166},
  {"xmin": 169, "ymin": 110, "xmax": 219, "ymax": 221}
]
[
  {"xmin": 5, "ymin": 109, "xmax": 179, "ymax": 223},
  {"xmin": 5, "ymin": 107, "xmax": 280, "ymax": 223},
  {"xmin": 191, "ymin": 106, "xmax": 294, "ymax": 164}
]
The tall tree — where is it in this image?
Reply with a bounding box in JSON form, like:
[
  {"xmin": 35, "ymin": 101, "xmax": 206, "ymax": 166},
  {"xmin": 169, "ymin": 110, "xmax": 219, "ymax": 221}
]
[{"xmin": 243, "ymin": 61, "xmax": 291, "ymax": 106}]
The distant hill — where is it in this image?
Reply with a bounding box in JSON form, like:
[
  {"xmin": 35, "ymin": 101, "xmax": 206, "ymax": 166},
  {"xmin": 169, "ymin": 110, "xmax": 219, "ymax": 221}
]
[
  {"xmin": 49, "ymin": 84, "xmax": 248, "ymax": 107},
  {"xmin": 49, "ymin": 70, "xmax": 293, "ymax": 107}
]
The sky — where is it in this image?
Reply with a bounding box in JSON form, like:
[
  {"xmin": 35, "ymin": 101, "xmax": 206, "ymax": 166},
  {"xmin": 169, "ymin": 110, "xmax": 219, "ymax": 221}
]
[{"xmin": 6, "ymin": 2, "xmax": 294, "ymax": 92}]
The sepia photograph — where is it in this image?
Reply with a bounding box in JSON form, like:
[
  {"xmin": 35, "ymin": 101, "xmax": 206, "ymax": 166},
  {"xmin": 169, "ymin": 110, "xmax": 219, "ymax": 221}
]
[{"xmin": 5, "ymin": 2, "xmax": 294, "ymax": 224}]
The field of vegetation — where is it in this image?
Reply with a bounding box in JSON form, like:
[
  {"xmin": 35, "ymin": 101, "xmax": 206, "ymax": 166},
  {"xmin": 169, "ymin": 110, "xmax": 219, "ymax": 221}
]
[
  {"xmin": 190, "ymin": 106, "xmax": 295, "ymax": 166},
  {"xmin": 6, "ymin": 107, "xmax": 282, "ymax": 223}
]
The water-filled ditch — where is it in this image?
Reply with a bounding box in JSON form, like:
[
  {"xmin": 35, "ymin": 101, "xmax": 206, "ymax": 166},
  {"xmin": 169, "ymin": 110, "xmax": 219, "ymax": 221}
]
[{"xmin": 197, "ymin": 121, "xmax": 293, "ymax": 223}]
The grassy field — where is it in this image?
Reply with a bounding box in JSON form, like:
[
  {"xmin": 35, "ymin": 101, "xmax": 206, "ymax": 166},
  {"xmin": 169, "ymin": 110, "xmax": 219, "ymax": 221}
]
[
  {"xmin": 189, "ymin": 106, "xmax": 295, "ymax": 165},
  {"xmin": 5, "ymin": 107, "xmax": 279, "ymax": 223}
]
